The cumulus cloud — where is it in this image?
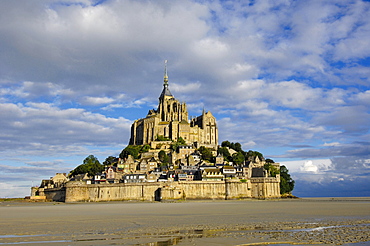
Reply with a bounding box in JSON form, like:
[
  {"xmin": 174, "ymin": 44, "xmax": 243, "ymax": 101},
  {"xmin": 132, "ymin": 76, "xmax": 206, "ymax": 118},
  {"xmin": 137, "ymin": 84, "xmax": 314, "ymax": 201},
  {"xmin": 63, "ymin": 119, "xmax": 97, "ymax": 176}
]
[
  {"xmin": 0, "ymin": 101, "xmax": 131, "ymax": 156},
  {"xmin": 300, "ymin": 161, "xmax": 319, "ymax": 173},
  {"xmin": 283, "ymin": 156, "xmax": 370, "ymax": 197}
]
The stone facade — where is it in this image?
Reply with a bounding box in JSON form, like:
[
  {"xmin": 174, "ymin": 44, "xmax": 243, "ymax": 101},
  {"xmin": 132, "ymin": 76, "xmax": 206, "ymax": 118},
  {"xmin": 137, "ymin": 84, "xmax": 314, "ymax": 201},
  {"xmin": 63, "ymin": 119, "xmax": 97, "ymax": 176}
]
[
  {"xmin": 40, "ymin": 177, "xmax": 280, "ymax": 202},
  {"xmin": 129, "ymin": 62, "xmax": 218, "ymax": 149},
  {"xmin": 61, "ymin": 180, "xmax": 252, "ymax": 202}
]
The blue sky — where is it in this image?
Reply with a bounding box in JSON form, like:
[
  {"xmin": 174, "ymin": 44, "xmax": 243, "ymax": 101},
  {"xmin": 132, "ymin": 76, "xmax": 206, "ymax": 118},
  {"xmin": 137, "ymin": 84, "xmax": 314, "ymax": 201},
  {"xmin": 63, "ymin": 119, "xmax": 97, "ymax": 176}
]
[{"xmin": 1, "ymin": 0, "xmax": 369, "ymax": 198}]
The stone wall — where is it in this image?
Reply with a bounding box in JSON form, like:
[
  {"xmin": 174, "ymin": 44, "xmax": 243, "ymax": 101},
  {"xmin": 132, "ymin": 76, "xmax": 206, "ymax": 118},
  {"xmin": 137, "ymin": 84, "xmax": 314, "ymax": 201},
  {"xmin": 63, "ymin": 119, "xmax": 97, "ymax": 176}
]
[
  {"xmin": 53, "ymin": 179, "xmax": 279, "ymax": 202},
  {"xmin": 65, "ymin": 181, "xmax": 161, "ymax": 202},
  {"xmin": 250, "ymin": 177, "xmax": 280, "ymax": 199},
  {"xmin": 225, "ymin": 180, "xmax": 252, "ymax": 199},
  {"xmin": 44, "ymin": 187, "xmax": 66, "ymax": 202},
  {"xmin": 178, "ymin": 181, "xmax": 226, "ymax": 200}
]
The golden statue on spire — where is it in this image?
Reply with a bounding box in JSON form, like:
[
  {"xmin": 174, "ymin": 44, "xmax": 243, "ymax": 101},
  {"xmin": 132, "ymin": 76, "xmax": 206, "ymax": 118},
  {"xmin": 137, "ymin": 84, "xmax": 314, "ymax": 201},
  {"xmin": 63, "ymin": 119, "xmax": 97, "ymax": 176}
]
[{"xmin": 164, "ymin": 60, "xmax": 168, "ymax": 84}]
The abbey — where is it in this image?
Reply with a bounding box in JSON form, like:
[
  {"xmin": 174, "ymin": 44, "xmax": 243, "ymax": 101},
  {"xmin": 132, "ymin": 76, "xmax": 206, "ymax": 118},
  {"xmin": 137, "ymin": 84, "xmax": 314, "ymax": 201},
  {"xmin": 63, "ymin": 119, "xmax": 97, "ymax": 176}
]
[
  {"xmin": 30, "ymin": 62, "xmax": 282, "ymax": 202},
  {"xmin": 129, "ymin": 62, "xmax": 218, "ymax": 149}
]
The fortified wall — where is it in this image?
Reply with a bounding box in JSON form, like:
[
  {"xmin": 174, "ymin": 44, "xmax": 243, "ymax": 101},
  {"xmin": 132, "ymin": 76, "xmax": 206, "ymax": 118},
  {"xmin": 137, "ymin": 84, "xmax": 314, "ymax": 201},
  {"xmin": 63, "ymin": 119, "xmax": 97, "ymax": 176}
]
[
  {"xmin": 250, "ymin": 177, "xmax": 280, "ymax": 199},
  {"xmin": 41, "ymin": 179, "xmax": 280, "ymax": 202}
]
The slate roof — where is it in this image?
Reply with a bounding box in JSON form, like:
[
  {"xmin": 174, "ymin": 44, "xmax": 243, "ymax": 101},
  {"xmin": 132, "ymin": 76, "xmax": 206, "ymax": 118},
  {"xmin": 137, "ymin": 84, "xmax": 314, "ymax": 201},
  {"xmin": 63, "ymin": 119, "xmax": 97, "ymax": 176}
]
[{"xmin": 159, "ymin": 84, "xmax": 173, "ymax": 99}]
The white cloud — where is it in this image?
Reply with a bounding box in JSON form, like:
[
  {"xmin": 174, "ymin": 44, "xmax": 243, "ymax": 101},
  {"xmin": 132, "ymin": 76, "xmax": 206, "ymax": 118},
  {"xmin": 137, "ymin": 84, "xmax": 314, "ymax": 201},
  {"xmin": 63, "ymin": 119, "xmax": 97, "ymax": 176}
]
[
  {"xmin": 171, "ymin": 82, "xmax": 201, "ymax": 94},
  {"xmin": 300, "ymin": 161, "xmax": 319, "ymax": 173},
  {"xmin": 81, "ymin": 96, "xmax": 115, "ymax": 105},
  {"xmin": 323, "ymin": 142, "xmax": 341, "ymax": 147},
  {"xmin": 0, "ymin": 182, "xmax": 30, "ymax": 198},
  {"xmin": 0, "ymin": 102, "xmax": 131, "ymax": 156},
  {"xmin": 191, "ymin": 38, "xmax": 229, "ymax": 59},
  {"xmin": 352, "ymin": 90, "xmax": 370, "ymax": 106}
]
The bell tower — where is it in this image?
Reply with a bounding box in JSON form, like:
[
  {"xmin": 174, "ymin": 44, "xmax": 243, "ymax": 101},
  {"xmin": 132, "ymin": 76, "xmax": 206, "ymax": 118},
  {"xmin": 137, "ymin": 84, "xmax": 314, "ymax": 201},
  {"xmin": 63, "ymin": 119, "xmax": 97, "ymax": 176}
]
[{"xmin": 157, "ymin": 60, "xmax": 188, "ymax": 122}]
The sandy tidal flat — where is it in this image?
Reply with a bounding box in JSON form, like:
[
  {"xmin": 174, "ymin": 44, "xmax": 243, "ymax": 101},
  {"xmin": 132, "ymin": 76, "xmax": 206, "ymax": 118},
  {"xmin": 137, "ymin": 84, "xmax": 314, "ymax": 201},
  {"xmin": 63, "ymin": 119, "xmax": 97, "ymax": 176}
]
[{"xmin": 0, "ymin": 198, "xmax": 369, "ymax": 245}]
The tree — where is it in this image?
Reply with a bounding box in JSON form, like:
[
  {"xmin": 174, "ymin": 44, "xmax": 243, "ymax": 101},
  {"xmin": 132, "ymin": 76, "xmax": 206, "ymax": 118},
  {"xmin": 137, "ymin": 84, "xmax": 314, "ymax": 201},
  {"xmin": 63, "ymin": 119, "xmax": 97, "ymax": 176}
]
[
  {"xmin": 232, "ymin": 142, "xmax": 242, "ymax": 152},
  {"xmin": 280, "ymin": 165, "xmax": 295, "ymax": 194},
  {"xmin": 245, "ymin": 150, "xmax": 264, "ymax": 161},
  {"xmin": 221, "ymin": 141, "xmax": 242, "ymax": 152},
  {"xmin": 119, "ymin": 145, "xmax": 141, "ymax": 159},
  {"xmin": 140, "ymin": 144, "xmax": 151, "ymax": 153},
  {"xmin": 103, "ymin": 156, "xmax": 117, "ymax": 166},
  {"xmin": 221, "ymin": 140, "xmax": 231, "ymax": 148},
  {"xmin": 263, "ymin": 163, "xmax": 280, "ymax": 177},
  {"xmin": 170, "ymin": 137, "xmax": 186, "ymax": 151},
  {"xmin": 177, "ymin": 137, "xmax": 186, "ymax": 145},
  {"xmin": 155, "ymin": 135, "xmax": 171, "ymax": 141},
  {"xmin": 70, "ymin": 155, "xmax": 104, "ymax": 177},
  {"xmin": 217, "ymin": 147, "xmax": 230, "ymax": 161},
  {"xmin": 198, "ymin": 146, "xmax": 213, "ymax": 162},
  {"xmin": 158, "ymin": 150, "xmax": 169, "ymax": 164},
  {"xmin": 232, "ymin": 152, "xmax": 245, "ymax": 165}
]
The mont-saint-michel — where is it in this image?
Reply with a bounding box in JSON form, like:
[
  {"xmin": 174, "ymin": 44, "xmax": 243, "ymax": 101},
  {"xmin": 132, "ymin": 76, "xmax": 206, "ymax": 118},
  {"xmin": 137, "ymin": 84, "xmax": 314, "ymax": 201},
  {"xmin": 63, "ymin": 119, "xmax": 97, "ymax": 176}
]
[{"xmin": 31, "ymin": 62, "xmax": 285, "ymax": 202}]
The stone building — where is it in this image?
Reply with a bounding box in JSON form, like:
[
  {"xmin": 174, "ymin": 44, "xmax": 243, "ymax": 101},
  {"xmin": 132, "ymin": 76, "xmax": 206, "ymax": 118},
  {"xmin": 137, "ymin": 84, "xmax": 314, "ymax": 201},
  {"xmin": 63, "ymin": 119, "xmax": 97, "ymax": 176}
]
[
  {"xmin": 30, "ymin": 62, "xmax": 281, "ymax": 202},
  {"xmin": 129, "ymin": 61, "xmax": 218, "ymax": 149}
]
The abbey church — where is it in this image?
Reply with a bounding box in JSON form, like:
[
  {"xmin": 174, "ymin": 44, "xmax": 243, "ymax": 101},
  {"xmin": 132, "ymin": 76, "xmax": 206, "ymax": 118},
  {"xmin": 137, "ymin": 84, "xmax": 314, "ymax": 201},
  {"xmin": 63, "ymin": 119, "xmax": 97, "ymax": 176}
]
[
  {"xmin": 30, "ymin": 62, "xmax": 282, "ymax": 202},
  {"xmin": 129, "ymin": 62, "xmax": 218, "ymax": 149}
]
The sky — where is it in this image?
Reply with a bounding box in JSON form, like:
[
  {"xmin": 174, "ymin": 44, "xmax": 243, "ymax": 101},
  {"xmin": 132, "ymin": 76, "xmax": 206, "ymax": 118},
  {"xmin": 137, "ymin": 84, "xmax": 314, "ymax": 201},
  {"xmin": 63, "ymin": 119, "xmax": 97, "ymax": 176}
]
[{"xmin": 1, "ymin": 0, "xmax": 369, "ymax": 198}]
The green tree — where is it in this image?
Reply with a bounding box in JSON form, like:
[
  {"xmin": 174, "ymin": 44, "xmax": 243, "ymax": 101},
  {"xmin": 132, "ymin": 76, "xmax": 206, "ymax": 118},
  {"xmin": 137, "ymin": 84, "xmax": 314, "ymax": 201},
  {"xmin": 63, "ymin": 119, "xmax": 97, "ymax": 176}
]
[
  {"xmin": 221, "ymin": 140, "xmax": 231, "ymax": 148},
  {"xmin": 280, "ymin": 165, "xmax": 295, "ymax": 194},
  {"xmin": 140, "ymin": 144, "xmax": 151, "ymax": 153},
  {"xmin": 119, "ymin": 145, "xmax": 141, "ymax": 159},
  {"xmin": 198, "ymin": 146, "xmax": 213, "ymax": 162},
  {"xmin": 170, "ymin": 137, "xmax": 186, "ymax": 151},
  {"xmin": 103, "ymin": 156, "xmax": 117, "ymax": 166},
  {"xmin": 70, "ymin": 155, "xmax": 104, "ymax": 177},
  {"xmin": 155, "ymin": 135, "xmax": 171, "ymax": 141},
  {"xmin": 158, "ymin": 150, "xmax": 169, "ymax": 164},
  {"xmin": 245, "ymin": 150, "xmax": 264, "ymax": 161},
  {"xmin": 232, "ymin": 142, "xmax": 242, "ymax": 152},
  {"xmin": 232, "ymin": 152, "xmax": 245, "ymax": 165},
  {"xmin": 221, "ymin": 141, "xmax": 242, "ymax": 152},
  {"xmin": 177, "ymin": 137, "xmax": 186, "ymax": 144},
  {"xmin": 217, "ymin": 147, "xmax": 231, "ymax": 161},
  {"xmin": 263, "ymin": 163, "xmax": 280, "ymax": 177}
]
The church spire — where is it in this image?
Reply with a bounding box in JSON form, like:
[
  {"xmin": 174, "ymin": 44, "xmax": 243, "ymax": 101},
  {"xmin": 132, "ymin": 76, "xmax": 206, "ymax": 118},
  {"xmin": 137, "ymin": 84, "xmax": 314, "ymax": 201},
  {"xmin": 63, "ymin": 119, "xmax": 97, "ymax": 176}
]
[
  {"xmin": 159, "ymin": 60, "xmax": 173, "ymax": 99},
  {"xmin": 164, "ymin": 60, "xmax": 168, "ymax": 85}
]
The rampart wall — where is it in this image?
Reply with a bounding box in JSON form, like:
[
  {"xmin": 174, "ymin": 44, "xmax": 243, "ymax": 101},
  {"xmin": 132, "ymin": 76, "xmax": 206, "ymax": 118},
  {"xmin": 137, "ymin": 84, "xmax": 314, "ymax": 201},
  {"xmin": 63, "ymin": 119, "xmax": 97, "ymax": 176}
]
[
  {"xmin": 51, "ymin": 179, "xmax": 278, "ymax": 202},
  {"xmin": 64, "ymin": 181, "xmax": 238, "ymax": 202},
  {"xmin": 250, "ymin": 177, "xmax": 280, "ymax": 199},
  {"xmin": 65, "ymin": 182, "xmax": 161, "ymax": 202},
  {"xmin": 43, "ymin": 187, "xmax": 66, "ymax": 202}
]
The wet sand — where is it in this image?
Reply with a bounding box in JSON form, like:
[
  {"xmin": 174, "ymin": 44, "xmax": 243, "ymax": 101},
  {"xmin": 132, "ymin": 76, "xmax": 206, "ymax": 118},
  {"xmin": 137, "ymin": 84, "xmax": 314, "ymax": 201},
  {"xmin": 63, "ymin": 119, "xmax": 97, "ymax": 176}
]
[{"xmin": 0, "ymin": 198, "xmax": 369, "ymax": 245}]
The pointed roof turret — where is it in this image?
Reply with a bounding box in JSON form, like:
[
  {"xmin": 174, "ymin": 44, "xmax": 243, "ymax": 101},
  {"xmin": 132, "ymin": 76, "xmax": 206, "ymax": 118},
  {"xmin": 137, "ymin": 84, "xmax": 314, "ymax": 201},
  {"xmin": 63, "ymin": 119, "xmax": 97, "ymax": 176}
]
[{"xmin": 159, "ymin": 60, "xmax": 173, "ymax": 99}]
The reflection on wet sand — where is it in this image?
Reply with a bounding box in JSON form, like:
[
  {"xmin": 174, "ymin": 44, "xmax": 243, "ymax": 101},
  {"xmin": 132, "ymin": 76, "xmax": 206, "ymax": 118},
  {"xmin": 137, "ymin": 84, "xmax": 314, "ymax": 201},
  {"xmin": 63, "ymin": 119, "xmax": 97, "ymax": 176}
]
[{"xmin": 0, "ymin": 199, "xmax": 369, "ymax": 245}]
